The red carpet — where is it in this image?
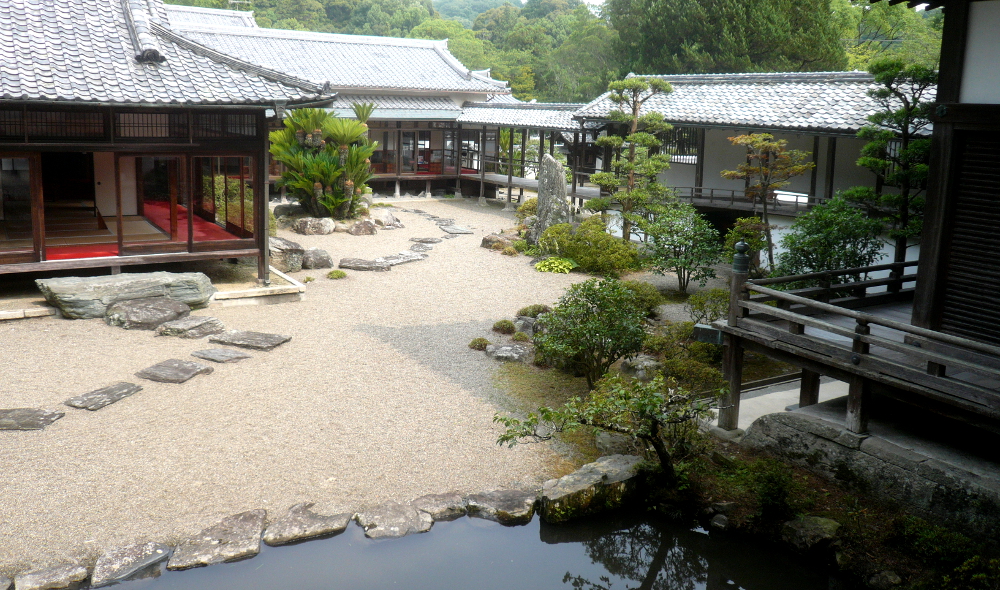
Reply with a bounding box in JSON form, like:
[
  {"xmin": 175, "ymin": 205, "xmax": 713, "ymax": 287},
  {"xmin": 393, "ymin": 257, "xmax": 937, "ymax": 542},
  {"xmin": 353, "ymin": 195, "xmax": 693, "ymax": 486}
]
[
  {"xmin": 143, "ymin": 201, "xmax": 242, "ymax": 242},
  {"xmin": 47, "ymin": 244, "xmax": 119, "ymax": 260}
]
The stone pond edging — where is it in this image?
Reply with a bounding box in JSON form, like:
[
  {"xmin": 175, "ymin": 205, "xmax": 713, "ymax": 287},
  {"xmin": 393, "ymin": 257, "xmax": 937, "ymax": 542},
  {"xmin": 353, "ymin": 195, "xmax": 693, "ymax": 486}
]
[{"xmin": 3, "ymin": 455, "xmax": 647, "ymax": 590}]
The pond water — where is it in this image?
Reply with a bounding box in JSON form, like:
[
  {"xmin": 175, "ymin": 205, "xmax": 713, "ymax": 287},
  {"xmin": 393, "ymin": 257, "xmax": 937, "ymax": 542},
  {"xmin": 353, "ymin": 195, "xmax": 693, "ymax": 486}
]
[{"xmin": 115, "ymin": 511, "xmax": 837, "ymax": 590}]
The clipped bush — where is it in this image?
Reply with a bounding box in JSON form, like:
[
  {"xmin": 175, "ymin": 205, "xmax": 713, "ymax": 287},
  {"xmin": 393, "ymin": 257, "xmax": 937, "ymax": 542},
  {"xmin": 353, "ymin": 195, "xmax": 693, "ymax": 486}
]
[
  {"xmin": 517, "ymin": 304, "xmax": 552, "ymax": 318},
  {"xmin": 502, "ymin": 246, "xmax": 519, "ymax": 256},
  {"xmin": 493, "ymin": 319, "xmax": 516, "ymax": 334},
  {"xmin": 303, "ymin": 276, "xmax": 315, "ymax": 283},
  {"xmin": 685, "ymin": 288, "xmax": 730, "ymax": 324},
  {"xmin": 621, "ymin": 280, "xmax": 664, "ymax": 316},
  {"xmin": 512, "ymin": 331, "xmax": 531, "ymax": 342},
  {"xmin": 539, "ymin": 216, "xmax": 639, "ymax": 277},
  {"xmin": 268, "ymin": 209, "xmax": 278, "ymax": 237},
  {"xmin": 515, "ymin": 197, "xmax": 538, "ymax": 222},
  {"xmin": 469, "ymin": 337, "xmax": 491, "ymax": 351},
  {"xmin": 535, "ymin": 257, "xmax": 577, "ymax": 273},
  {"xmin": 512, "ymin": 239, "xmax": 529, "ymax": 253},
  {"xmin": 327, "ymin": 270, "xmax": 347, "ymax": 279}
]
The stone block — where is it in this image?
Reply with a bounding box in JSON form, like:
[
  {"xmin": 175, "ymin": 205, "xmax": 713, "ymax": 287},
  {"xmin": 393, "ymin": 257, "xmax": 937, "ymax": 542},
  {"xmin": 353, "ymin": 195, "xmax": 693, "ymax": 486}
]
[
  {"xmin": 301, "ymin": 248, "xmax": 334, "ymax": 270},
  {"xmin": 263, "ymin": 503, "xmax": 351, "ymax": 546},
  {"xmin": 338, "ymin": 258, "xmax": 390, "ymax": 272},
  {"xmin": 191, "ymin": 349, "xmax": 252, "ymax": 364},
  {"xmin": 537, "ymin": 455, "xmax": 644, "ymax": 524},
  {"xmin": 209, "ymin": 330, "xmax": 291, "ymax": 351},
  {"xmin": 0, "ymin": 408, "xmax": 64, "ymax": 430},
  {"xmin": 36, "ymin": 272, "xmax": 215, "ymax": 319},
  {"xmin": 91, "ymin": 542, "xmax": 171, "ymax": 588},
  {"xmin": 14, "ymin": 564, "xmax": 88, "ymax": 590},
  {"xmin": 155, "ymin": 316, "xmax": 225, "ymax": 339},
  {"xmin": 411, "ymin": 493, "xmax": 467, "ymax": 521},
  {"xmin": 64, "ymin": 382, "xmax": 142, "ymax": 411},
  {"xmin": 356, "ymin": 502, "xmax": 432, "ymax": 539},
  {"xmin": 135, "ymin": 359, "xmax": 213, "ymax": 384},
  {"xmin": 167, "ymin": 510, "xmax": 266, "ymax": 570},
  {"xmin": 466, "ymin": 490, "xmax": 536, "ymax": 526},
  {"xmin": 269, "ymin": 237, "xmax": 305, "ymax": 273}
]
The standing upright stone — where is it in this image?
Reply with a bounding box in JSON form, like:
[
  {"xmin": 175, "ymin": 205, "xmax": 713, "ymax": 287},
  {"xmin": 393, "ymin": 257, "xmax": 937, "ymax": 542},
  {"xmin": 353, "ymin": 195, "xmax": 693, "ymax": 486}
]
[{"xmin": 530, "ymin": 153, "xmax": 571, "ymax": 244}]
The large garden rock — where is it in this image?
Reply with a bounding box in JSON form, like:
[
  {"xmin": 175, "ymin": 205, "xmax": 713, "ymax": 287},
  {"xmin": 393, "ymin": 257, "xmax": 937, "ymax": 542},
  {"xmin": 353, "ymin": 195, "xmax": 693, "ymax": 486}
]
[
  {"xmin": 375, "ymin": 251, "xmax": 427, "ymax": 266},
  {"xmin": 14, "ymin": 564, "xmax": 89, "ymax": 590},
  {"xmin": 356, "ymin": 502, "xmax": 433, "ymax": 539},
  {"xmin": 412, "ymin": 492, "xmax": 467, "ymax": 521},
  {"xmin": 64, "ymin": 382, "xmax": 142, "ymax": 411},
  {"xmin": 91, "ymin": 542, "xmax": 171, "ymax": 588},
  {"xmin": 537, "ymin": 455, "xmax": 644, "ymax": 523},
  {"xmin": 209, "ymin": 330, "xmax": 291, "ymax": 351},
  {"xmin": 481, "ymin": 234, "xmax": 511, "ymax": 250},
  {"xmin": 513, "ymin": 316, "xmax": 537, "ymax": 335},
  {"xmin": 348, "ymin": 220, "xmax": 378, "ymax": 236},
  {"xmin": 0, "ymin": 408, "xmax": 64, "ymax": 430},
  {"xmin": 263, "ymin": 503, "xmax": 352, "ymax": 546},
  {"xmin": 167, "ymin": 510, "xmax": 266, "ymax": 570},
  {"xmin": 273, "ymin": 203, "xmax": 305, "ymax": 217},
  {"xmin": 292, "ymin": 217, "xmax": 335, "ymax": 235},
  {"xmin": 529, "ymin": 153, "xmax": 570, "ymax": 244},
  {"xmin": 155, "ymin": 316, "xmax": 225, "ymax": 339},
  {"xmin": 105, "ymin": 297, "xmax": 190, "ymax": 330},
  {"xmin": 339, "ymin": 258, "xmax": 390, "ymax": 272},
  {"xmin": 36, "ymin": 272, "xmax": 215, "ymax": 319},
  {"xmin": 485, "ymin": 343, "xmax": 530, "ymax": 363},
  {"xmin": 302, "ymin": 248, "xmax": 334, "ymax": 270},
  {"xmin": 0, "ymin": 575, "xmax": 9, "ymax": 590},
  {"xmin": 781, "ymin": 516, "xmax": 841, "ymax": 553},
  {"xmin": 466, "ymin": 490, "xmax": 536, "ymax": 525},
  {"xmin": 620, "ymin": 354, "xmax": 663, "ymax": 382},
  {"xmin": 269, "ymin": 237, "xmax": 305, "ymax": 273},
  {"xmin": 369, "ymin": 208, "xmax": 403, "ymax": 228}
]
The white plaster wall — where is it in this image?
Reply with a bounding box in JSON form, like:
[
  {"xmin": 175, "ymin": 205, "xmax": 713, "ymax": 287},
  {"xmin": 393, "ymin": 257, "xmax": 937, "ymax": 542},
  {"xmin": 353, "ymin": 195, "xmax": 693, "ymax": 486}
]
[
  {"xmin": 961, "ymin": 0, "xmax": 1000, "ymax": 104},
  {"xmin": 661, "ymin": 161, "xmax": 696, "ymax": 187}
]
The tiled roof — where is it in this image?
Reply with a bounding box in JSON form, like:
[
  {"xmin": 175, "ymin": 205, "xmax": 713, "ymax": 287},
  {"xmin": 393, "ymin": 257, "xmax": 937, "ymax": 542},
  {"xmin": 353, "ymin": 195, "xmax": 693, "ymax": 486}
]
[
  {"xmin": 170, "ymin": 23, "xmax": 510, "ymax": 94},
  {"xmin": 458, "ymin": 102, "xmax": 586, "ymax": 131},
  {"xmin": 575, "ymin": 72, "xmax": 898, "ymax": 135},
  {"xmin": 332, "ymin": 94, "xmax": 460, "ymax": 111},
  {"xmin": 165, "ymin": 4, "xmax": 258, "ymax": 29},
  {"xmin": 0, "ymin": 0, "xmax": 329, "ymax": 105}
]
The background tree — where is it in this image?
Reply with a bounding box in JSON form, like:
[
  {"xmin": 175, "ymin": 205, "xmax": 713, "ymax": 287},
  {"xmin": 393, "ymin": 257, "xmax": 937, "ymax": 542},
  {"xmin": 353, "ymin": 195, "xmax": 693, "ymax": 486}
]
[
  {"xmin": 589, "ymin": 77, "xmax": 673, "ymax": 242},
  {"xmin": 720, "ymin": 133, "xmax": 815, "ymax": 269},
  {"xmin": 604, "ymin": 0, "xmax": 846, "ymax": 75},
  {"xmin": 775, "ymin": 196, "xmax": 885, "ymax": 283},
  {"xmin": 637, "ymin": 201, "xmax": 722, "ymax": 294},
  {"xmin": 723, "ymin": 216, "xmax": 774, "ymax": 278},
  {"xmin": 832, "ymin": 0, "xmax": 942, "ymax": 70},
  {"xmin": 841, "ymin": 58, "xmax": 936, "ymax": 264},
  {"xmin": 533, "ymin": 278, "xmax": 646, "ymax": 388}
]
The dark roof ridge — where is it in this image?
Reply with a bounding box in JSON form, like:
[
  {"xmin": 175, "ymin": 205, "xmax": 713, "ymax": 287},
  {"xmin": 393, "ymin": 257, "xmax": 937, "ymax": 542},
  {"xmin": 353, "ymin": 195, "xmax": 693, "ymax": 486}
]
[
  {"xmin": 121, "ymin": 0, "xmax": 166, "ymax": 63},
  {"xmin": 151, "ymin": 22, "xmax": 327, "ymax": 95},
  {"xmin": 627, "ymin": 71, "xmax": 875, "ymax": 85}
]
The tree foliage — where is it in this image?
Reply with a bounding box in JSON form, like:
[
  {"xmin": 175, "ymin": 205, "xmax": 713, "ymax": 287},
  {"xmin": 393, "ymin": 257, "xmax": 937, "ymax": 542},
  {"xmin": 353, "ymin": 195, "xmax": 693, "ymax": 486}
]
[
  {"xmin": 832, "ymin": 0, "xmax": 942, "ymax": 70},
  {"xmin": 723, "ymin": 216, "xmax": 774, "ymax": 278},
  {"xmin": 636, "ymin": 200, "xmax": 722, "ymax": 294},
  {"xmin": 720, "ymin": 133, "xmax": 815, "ymax": 269},
  {"xmin": 841, "ymin": 58, "xmax": 936, "ymax": 264},
  {"xmin": 269, "ymin": 106, "xmax": 376, "ymax": 218},
  {"xmin": 533, "ymin": 278, "xmax": 646, "ymax": 388},
  {"xmin": 605, "ymin": 0, "xmax": 846, "ymax": 75},
  {"xmin": 775, "ymin": 196, "xmax": 885, "ymax": 283}
]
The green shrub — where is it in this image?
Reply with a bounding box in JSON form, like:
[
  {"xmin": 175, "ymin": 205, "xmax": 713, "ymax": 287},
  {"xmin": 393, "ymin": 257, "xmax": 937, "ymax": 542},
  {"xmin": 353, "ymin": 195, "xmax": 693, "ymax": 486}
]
[
  {"xmin": 370, "ymin": 202, "xmax": 395, "ymax": 208},
  {"xmin": 621, "ymin": 280, "xmax": 664, "ymax": 316},
  {"xmin": 539, "ymin": 216, "xmax": 639, "ymax": 277},
  {"xmin": 493, "ymin": 319, "xmax": 516, "ymax": 334},
  {"xmin": 469, "ymin": 337, "xmax": 491, "ymax": 350},
  {"xmin": 512, "ymin": 331, "xmax": 531, "ymax": 342},
  {"xmin": 491, "ymin": 241, "xmax": 505, "ymax": 251},
  {"xmin": 685, "ymin": 288, "xmax": 730, "ymax": 324},
  {"xmin": 516, "ymin": 197, "xmax": 538, "ymax": 222},
  {"xmin": 502, "ymin": 246, "xmax": 519, "ymax": 256},
  {"xmin": 512, "ymin": 239, "xmax": 529, "ymax": 253},
  {"xmin": 303, "ymin": 276, "xmax": 315, "ymax": 283},
  {"xmin": 535, "ymin": 257, "xmax": 577, "ymax": 273},
  {"xmin": 268, "ymin": 209, "xmax": 278, "ymax": 237},
  {"xmin": 517, "ymin": 304, "xmax": 552, "ymax": 318},
  {"xmin": 326, "ymin": 270, "xmax": 347, "ymax": 279},
  {"xmin": 752, "ymin": 458, "xmax": 799, "ymax": 523}
]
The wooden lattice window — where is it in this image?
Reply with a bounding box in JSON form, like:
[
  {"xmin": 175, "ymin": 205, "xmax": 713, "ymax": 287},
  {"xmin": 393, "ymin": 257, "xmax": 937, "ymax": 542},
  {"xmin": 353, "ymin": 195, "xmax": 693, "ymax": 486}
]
[
  {"xmin": 194, "ymin": 113, "xmax": 257, "ymax": 138},
  {"xmin": 0, "ymin": 109, "xmax": 23, "ymax": 139},
  {"xmin": 25, "ymin": 110, "xmax": 105, "ymax": 139},
  {"xmin": 115, "ymin": 112, "xmax": 188, "ymax": 139},
  {"xmin": 661, "ymin": 126, "xmax": 699, "ymax": 156}
]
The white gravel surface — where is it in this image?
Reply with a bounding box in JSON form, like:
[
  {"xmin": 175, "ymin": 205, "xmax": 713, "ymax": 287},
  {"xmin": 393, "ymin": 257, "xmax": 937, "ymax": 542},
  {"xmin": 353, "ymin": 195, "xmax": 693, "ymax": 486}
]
[{"xmin": 0, "ymin": 199, "xmax": 587, "ymax": 574}]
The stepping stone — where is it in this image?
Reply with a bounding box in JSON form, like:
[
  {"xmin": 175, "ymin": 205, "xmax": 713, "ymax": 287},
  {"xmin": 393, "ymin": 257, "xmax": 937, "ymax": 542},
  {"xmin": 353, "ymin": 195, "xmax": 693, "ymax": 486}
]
[
  {"xmin": 106, "ymin": 297, "xmax": 191, "ymax": 330},
  {"xmin": 209, "ymin": 330, "xmax": 292, "ymax": 351},
  {"xmin": 167, "ymin": 510, "xmax": 266, "ymax": 571},
  {"xmin": 192, "ymin": 349, "xmax": 252, "ymax": 364},
  {"xmin": 155, "ymin": 316, "xmax": 225, "ymax": 339},
  {"xmin": 411, "ymin": 209, "xmax": 425, "ymax": 213},
  {"xmin": 65, "ymin": 382, "xmax": 142, "ymax": 411},
  {"xmin": 338, "ymin": 257, "xmax": 391, "ymax": 272},
  {"xmin": 441, "ymin": 234, "xmax": 459, "ymax": 239},
  {"xmin": 91, "ymin": 542, "xmax": 171, "ymax": 588},
  {"xmin": 410, "ymin": 243, "xmax": 433, "ymax": 252},
  {"xmin": 409, "ymin": 237, "xmax": 442, "ymax": 244},
  {"xmin": 412, "ymin": 492, "xmax": 467, "ymax": 521},
  {"xmin": 14, "ymin": 564, "xmax": 88, "ymax": 590},
  {"xmin": 0, "ymin": 408, "xmax": 64, "ymax": 431},
  {"xmin": 434, "ymin": 218, "xmax": 456, "ymax": 226},
  {"xmin": 263, "ymin": 503, "xmax": 352, "ymax": 546},
  {"xmin": 440, "ymin": 225, "xmax": 474, "ymax": 234},
  {"xmin": 135, "ymin": 359, "xmax": 213, "ymax": 384},
  {"xmin": 466, "ymin": 490, "xmax": 537, "ymax": 526},
  {"xmin": 0, "ymin": 575, "xmax": 9, "ymax": 590},
  {"xmin": 356, "ymin": 502, "xmax": 433, "ymax": 539},
  {"xmin": 375, "ymin": 252, "xmax": 428, "ymax": 266}
]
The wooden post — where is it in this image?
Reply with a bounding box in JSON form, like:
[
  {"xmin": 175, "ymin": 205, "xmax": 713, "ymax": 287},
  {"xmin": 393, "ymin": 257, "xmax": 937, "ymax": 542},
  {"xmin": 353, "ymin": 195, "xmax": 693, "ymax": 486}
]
[
  {"xmin": 506, "ymin": 126, "xmax": 514, "ymax": 205},
  {"xmin": 539, "ymin": 130, "xmax": 545, "ymax": 164},
  {"xmin": 824, "ymin": 136, "xmax": 837, "ymax": 200},
  {"xmin": 518, "ymin": 127, "xmax": 527, "ymax": 201},
  {"xmin": 846, "ymin": 320, "xmax": 871, "ymax": 433},
  {"xmin": 809, "ymin": 135, "xmax": 819, "ymax": 199},
  {"xmin": 479, "ymin": 129, "xmax": 486, "ymax": 199},
  {"xmin": 570, "ymin": 131, "xmax": 579, "ymax": 202},
  {"xmin": 719, "ymin": 241, "xmax": 751, "ymax": 430},
  {"xmin": 549, "ymin": 131, "xmax": 555, "ymax": 156},
  {"xmin": 799, "ymin": 369, "xmax": 821, "ymax": 407},
  {"xmin": 694, "ymin": 127, "xmax": 706, "ymax": 196}
]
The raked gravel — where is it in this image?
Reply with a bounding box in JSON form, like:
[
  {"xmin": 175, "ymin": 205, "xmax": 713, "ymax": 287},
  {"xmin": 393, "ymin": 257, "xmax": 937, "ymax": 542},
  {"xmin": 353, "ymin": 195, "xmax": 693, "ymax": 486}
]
[{"xmin": 0, "ymin": 199, "xmax": 587, "ymax": 574}]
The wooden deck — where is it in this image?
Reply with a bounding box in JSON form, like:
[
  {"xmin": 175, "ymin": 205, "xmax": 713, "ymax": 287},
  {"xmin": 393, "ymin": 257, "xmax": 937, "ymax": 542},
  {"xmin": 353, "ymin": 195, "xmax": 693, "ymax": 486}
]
[{"xmin": 460, "ymin": 172, "xmax": 601, "ymax": 199}]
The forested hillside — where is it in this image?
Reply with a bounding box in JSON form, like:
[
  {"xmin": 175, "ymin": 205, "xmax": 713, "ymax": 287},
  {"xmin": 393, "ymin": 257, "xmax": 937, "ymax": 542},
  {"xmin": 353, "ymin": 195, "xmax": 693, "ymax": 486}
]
[{"xmin": 165, "ymin": 0, "xmax": 942, "ymax": 103}]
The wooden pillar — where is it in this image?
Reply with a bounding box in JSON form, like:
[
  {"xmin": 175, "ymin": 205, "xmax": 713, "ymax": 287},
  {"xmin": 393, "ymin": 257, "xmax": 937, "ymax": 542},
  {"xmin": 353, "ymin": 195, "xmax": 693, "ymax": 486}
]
[
  {"xmin": 809, "ymin": 135, "xmax": 820, "ymax": 199},
  {"xmin": 114, "ymin": 154, "xmax": 123, "ymax": 256},
  {"xmin": 549, "ymin": 131, "xmax": 555, "ymax": 156},
  {"xmin": 846, "ymin": 320, "xmax": 871, "ymax": 433},
  {"xmin": 455, "ymin": 124, "xmax": 463, "ymax": 195},
  {"xmin": 719, "ymin": 241, "xmax": 750, "ymax": 430},
  {"xmin": 570, "ymin": 131, "xmax": 579, "ymax": 204},
  {"xmin": 255, "ymin": 134, "xmax": 270, "ymax": 284},
  {"xmin": 168, "ymin": 159, "xmax": 179, "ymax": 241},
  {"xmin": 824, "ymin": 136, "xmax": 837, "ymax": 200},
  {"xmin": 694, "ymin": 128, "xmax": 706, "ymax": 195},
  {"xmin": 479, "ymin": 129, "xmax": 486, "ymax": 199},
  {"xmin": 519, "ymin": 127, "xmax": 527, "ymax": 201},
  {"xmin": 539, "ymin": 130, "xmax": 545, "ymax": 163},
  {"xmin": 799, "ymin": 369, "xmax": 821, "ymax": 407},
  {"xmin": 506, "ymin": 126, "xmax": 514, "ymax": 205}
]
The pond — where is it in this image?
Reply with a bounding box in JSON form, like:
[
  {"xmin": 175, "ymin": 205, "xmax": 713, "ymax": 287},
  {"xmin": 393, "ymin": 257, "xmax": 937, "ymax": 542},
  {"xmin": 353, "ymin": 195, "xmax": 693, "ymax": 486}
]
[{"xmin": 114, "ymin": 510, "xmax": 837, "ymax": 590}]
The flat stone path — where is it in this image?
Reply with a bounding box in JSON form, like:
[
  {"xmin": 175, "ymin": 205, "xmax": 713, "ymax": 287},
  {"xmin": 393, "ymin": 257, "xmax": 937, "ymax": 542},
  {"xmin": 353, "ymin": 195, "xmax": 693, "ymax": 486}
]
[
  {"xmin": 0, "ymin": 408, "xmax": 63, "ymax": 431},
  {"xmin": 135, "ymin": 360, "xmax": 213, "ymax": 384},
  {"xmin": 64, "ymin": 383, "xmax": 142, "ymax": 411}
]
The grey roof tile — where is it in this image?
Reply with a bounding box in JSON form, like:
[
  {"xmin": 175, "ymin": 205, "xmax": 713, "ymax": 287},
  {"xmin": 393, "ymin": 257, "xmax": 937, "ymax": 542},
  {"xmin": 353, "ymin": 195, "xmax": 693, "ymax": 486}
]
[
  {"xmin": 165, "ymin": 4, "xmax": 258, "ymax": 29},
  {"xmin": 574, "ymin": 72, "xmax": 935, "ymax": 135},
  {"xmin": 458, "ymin": 102, "xmax": 587, "ymax": 131}
]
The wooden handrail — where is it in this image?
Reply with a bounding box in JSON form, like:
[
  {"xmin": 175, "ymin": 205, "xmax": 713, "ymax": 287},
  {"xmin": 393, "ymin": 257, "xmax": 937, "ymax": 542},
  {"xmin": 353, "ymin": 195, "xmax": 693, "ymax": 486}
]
[{"xmin": 751, "ymin": 261, "xmax": 918, "ymax": 286}]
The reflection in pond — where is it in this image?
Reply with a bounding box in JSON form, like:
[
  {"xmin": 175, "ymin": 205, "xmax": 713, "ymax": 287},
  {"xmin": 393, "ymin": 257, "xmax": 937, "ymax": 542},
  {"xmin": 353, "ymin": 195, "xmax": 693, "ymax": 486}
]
[{"xmin": 117, "ymin": 511, "xmax": 834, "ymax": 590}]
